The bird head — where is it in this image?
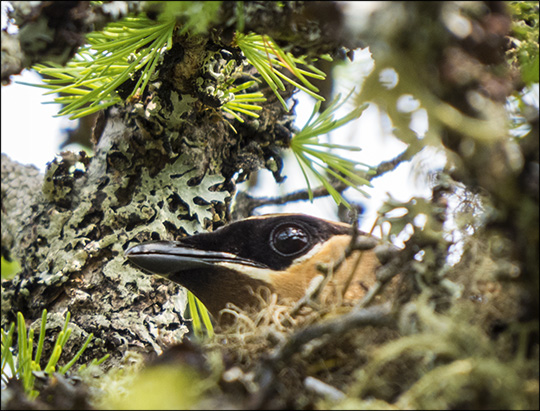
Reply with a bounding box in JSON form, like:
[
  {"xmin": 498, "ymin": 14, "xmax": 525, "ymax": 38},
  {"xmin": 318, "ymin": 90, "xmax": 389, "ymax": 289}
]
[{"xmin": 125, "ymin": 214, "xmax": 382, "ymax": 320}]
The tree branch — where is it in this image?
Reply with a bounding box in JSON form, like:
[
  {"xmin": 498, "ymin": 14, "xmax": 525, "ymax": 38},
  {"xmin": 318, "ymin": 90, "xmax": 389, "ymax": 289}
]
[
  {"xmin": 233, "ymin": 148, "xmax": 412, "ymax": 218},
  {"xmin": 250, "ymin": 303, "xmax": 394, "ymax": 409}
]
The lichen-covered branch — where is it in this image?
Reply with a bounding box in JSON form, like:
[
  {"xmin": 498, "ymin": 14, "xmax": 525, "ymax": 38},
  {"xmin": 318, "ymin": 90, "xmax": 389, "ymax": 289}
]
[
  {"xmin": 2, "ymin": 1, "xmax": 142, "ymax": 84},
  {"xmin": 1, "ymin": 154, "xmax": 43, "ymax": 261},
  {"xmin": 1, "ymin": 1, "xmax": 351, "ymax": 371}
]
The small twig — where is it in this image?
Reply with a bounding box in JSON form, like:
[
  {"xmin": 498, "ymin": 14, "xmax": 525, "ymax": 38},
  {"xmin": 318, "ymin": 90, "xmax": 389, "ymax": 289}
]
[
  {"xmin": 310, "ymin": 215, "xmax": 360, "ymax": 301},
  {"xmin": 287, "ymin": 275, "xmax": 325, "ymax": 318},
  {"xmin": 304, "ymin": 376, "xmax": 346, "ymax": 402},
  {"xmin": 286, "ymin": 233, "xmax": 380, "ymax": 320},
  {"xmin": 235, "ymin": 148, "xmax": 412, "ymax": 217},
  {"xmin": 274, "ymin": 303, "xmax": 393, "ymax": 364},
  {"xmin": 233, "ymin": 180, "xmax": 349, "ymax": 218},
  {"xmin": 369, "ymin": 148, "xmax": 412, "ymax": 181},
  {"xmin": 287, "ymin": 210, "xmax": 380, "ymax": 318},
  {"xmin": 355, "ymin": 243, "xmax": 408, "ymax": 309},
  {"xmin": 340, "ymin": 215, "xmax": 380, "ymax": 298},
  {"xmin": 251, "ymin": 303, "xmax": 394, "ymax": 409},
  {"xmin": 354, "ymin": 280, "xmax": 384, "ymax": 309}
]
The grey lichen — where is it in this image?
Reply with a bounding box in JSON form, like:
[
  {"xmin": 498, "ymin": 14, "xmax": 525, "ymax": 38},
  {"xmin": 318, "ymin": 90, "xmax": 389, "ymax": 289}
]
[
  {"xmin": 1, "ymin": 154, "xmax": 43, "ymax": 262},
  {"xmin": 1, "ymin": 113, "xmax": 232, "ymax": 366}
]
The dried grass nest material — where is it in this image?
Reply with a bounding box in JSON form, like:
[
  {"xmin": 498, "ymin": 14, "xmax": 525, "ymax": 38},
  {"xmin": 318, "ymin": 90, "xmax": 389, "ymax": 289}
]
[{"xmin": 201, "ymin": 272, "xmax": 538, "ymax": 410}]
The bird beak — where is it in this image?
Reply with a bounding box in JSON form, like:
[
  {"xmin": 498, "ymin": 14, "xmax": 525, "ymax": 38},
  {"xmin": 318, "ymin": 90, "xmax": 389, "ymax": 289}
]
[
  {"xmin": 125, "ymin": 241, "xmax": 269, "ymax": 276},
  {"xmin": 125, "ymin": 240, "xmax": 276, "ymax": 319}
]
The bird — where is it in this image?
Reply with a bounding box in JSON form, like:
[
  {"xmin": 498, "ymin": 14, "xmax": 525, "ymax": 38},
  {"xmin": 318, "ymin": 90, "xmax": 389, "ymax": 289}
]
[{"xmin": 125, "ymin": 213, "xmax": 387, "ymax": 321}]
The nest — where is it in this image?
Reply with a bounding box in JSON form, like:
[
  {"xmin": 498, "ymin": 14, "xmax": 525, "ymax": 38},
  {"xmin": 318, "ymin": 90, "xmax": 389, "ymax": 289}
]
[{"xmin": 87, "ymin": 235, "xmax": 538, "ymax": 410}]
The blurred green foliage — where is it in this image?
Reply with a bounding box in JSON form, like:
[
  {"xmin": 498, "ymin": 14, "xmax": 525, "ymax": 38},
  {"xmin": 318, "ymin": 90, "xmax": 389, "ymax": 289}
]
[
  {"xmin": 1, "ymin": 256, "xmax": 21, "ymax": 280},
  {"xmin": 508, "ymin": 1, "xmax": 539, "ymax": 84}
]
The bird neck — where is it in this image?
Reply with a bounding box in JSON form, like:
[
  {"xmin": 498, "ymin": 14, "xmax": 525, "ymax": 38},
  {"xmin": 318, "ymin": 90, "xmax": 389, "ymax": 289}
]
[{"xmin": 168, "ymin": 266, "xmax": 273, "ymax": 320}]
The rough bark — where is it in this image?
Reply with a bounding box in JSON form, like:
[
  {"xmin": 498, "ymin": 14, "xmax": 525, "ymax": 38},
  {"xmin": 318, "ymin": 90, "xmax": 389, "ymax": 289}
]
[{"xmin": 1, "ymin": 1, "xmax": 145, "ymax": 84}]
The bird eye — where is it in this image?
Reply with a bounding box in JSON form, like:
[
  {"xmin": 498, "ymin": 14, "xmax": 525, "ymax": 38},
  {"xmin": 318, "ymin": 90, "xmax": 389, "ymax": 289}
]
[{"xmin": 270, "ymin": 224, "xmax": 311, "ymax": 257}]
